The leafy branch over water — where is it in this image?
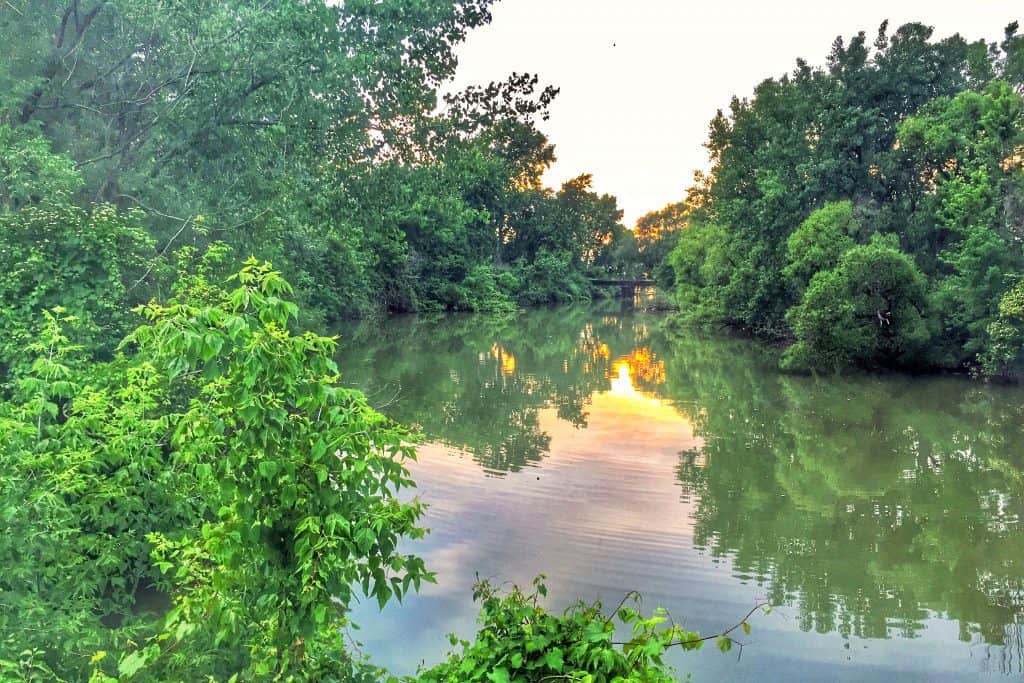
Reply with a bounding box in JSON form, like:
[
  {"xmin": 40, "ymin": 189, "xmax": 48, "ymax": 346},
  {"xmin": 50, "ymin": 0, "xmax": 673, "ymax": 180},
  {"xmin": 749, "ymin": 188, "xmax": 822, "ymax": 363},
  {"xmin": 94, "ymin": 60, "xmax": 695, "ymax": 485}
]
[{"xmin": 416, "ymin": 575, "xmax": 769, "ymax": 682}]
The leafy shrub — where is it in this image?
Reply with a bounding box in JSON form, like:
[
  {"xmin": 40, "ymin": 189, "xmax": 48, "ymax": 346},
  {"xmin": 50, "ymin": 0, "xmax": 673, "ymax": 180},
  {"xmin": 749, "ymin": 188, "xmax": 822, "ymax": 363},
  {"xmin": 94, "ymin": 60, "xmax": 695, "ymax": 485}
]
[
  {"xmin": 514, "ymin": 249, "xmax": 590, "ymax": 306},
  {"xmin": 458, "ymin": 264, "xmax": 517, "ymax": 313},
  {"xmin": 782, "ymin": 201, "xmax": 859, "ymax": 293},
  {"xmin": 0, "ymin": 201, "xmax": 157, "ymax": 383},
  {"xmin": 980, "ymin": 280, "xmax": 1024, "ymax": 378},
  {"xmin": 1, "ymin": 261, "xmax": 431, "ymax": 681},
  {"xmin": 667, "ymin": 223, "xmax": 732, "ymax": 325},
  {"xmin": 932, "ymin": 225, "xmax": 1019, "ymax": 367},
  {"xmin": 417, "ymin": 577, "xmax": 761, "ymax": 683},
  {"xmin": 0, "ymin": 131, "xmax": 158, "ymax": 385},
  {"xmin": 0, "ymin": 126, "xmax": 82, "ymax": 210},
  {"xmin": 783, "ymin": 235, "xmax": 933, "ymax": 372}
]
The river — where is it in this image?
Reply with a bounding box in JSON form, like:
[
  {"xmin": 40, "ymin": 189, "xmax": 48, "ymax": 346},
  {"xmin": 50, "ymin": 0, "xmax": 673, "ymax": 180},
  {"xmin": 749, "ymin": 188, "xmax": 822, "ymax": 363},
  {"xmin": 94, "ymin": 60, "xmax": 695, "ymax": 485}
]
[{"xmin": 336, "ymin": 302, "xmax": 1024, "ymax": 681}]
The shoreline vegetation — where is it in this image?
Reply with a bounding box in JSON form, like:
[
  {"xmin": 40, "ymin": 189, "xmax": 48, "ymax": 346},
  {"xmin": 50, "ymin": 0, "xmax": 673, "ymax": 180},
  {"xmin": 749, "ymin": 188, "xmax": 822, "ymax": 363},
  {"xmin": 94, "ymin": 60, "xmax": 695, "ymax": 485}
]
[
  {"xmin": 658, "ymin": 21, "xmax": 1024, "ymax": 380},
  {"xmin": 0, "ymin": 2, "xmax": 1021, "ymax": 681}
]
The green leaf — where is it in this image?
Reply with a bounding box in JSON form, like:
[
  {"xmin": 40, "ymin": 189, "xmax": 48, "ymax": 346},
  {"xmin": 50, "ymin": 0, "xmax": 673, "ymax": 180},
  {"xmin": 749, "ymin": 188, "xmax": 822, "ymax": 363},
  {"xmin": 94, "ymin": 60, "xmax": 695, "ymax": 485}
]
[
  {"xmin": 258, "ymin": 460, "xmax": 278, "ymax": 479},
  {"xmin": 487, "ymin": 667, "xmax": 511, "ymax": 683},
  {"xmin": 118, "ymin": 651, "xmax": 147, "ymax": 678},
  {"xmin": 544, "ymin": 648, "xmax": 564, "ymax": 671},
  {"xmin": 584, "ymin": 621, "xmax": 609, "ymax": 643},
  {"xmin": 175, "ymin": 620, "xmax": 194, "ymax": 641}
]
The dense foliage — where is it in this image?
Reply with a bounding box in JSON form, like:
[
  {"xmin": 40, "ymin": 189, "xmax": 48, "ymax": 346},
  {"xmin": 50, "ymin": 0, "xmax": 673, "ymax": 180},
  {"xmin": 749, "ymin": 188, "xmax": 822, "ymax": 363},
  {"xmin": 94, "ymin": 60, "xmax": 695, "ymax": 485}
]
[
  {"xmin": 418, "ymin": 577, "xmax": 758, "ymax": 683},
  {"xmin": 1, "ymin": 1, "xmax": 627, "ymax": 329},
  {"xmin": 0, "ymin": 135, "xmax": 158, "ymax": 378},
  {"xmin": 664, "ymin": 21, "xmax": 1024, "ymax": 376},
  {"xmin": 1, "ymin": 258, "xmax": 431, "ymax": 681}
]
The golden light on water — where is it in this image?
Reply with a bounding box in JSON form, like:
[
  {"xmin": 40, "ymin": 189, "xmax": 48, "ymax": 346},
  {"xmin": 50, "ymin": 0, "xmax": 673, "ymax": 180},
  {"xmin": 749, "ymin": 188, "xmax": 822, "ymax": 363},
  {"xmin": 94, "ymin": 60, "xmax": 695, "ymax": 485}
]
[
  {"xmin": 609, "ymin": 361, "xmax": 637, "ymax": 395},
  {"xmin": 607, "ymin": 348, "xmax": 668, "ymax": 399},
  {"xmin": 599, "ymin": 352, "xmax": 695, "ymax": 427},
  {"xmin": 607, "ymin": 347, "xmax": 666, "ymax": 396},
  {"xmin": 489, "ymin": 343, "xmax": 517, "ymax": 376},
  {"xmin": 486, "ymin": 333, "xmax": 667, "ymax": 395}
]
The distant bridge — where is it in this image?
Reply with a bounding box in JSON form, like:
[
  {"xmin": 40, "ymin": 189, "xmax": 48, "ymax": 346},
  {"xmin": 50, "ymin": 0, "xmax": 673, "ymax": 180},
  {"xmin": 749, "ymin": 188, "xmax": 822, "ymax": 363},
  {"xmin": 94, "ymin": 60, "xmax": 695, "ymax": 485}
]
[{"xmin": 590, "ymin": 278, "xmax": 656, "ymax": 298}]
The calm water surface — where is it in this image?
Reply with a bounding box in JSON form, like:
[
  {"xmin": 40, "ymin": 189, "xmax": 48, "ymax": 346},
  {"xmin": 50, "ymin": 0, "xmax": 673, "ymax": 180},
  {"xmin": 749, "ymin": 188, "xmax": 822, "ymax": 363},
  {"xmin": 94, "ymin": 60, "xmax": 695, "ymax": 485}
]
[{"xmin": 336, "ymin": 303, "xmax": 1024, "ymax": 681}]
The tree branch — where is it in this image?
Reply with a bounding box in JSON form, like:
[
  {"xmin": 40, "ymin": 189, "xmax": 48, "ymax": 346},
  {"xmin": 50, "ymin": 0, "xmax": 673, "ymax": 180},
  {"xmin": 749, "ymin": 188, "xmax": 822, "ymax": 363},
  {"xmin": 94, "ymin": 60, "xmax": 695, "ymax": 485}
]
[{"xmin": 612, "ymin": 600, "xmax": 770, "ymax": 650}]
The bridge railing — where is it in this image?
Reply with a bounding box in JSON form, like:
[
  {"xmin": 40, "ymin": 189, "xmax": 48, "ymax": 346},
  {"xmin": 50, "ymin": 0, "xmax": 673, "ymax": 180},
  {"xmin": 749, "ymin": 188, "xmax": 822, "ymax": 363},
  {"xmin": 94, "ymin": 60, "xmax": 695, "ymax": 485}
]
[{"xmin": 588, "ymin": 278, "xmax": 656, "ymax": 287}]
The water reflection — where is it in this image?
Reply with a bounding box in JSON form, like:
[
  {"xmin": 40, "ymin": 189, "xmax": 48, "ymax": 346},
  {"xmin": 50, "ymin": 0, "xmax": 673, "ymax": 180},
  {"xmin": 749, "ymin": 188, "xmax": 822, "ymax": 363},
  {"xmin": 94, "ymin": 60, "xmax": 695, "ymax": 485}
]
[
  {"xmin": 340, "ymin": 305, "xmax": 667, "ymax": 475},
  {"xmin": 661, "ymin": 334, "xmax": 1024, "ymax": 673},
  {"xmin": 336, "ymin": 305, "xmax": 1024, "ymax": 678}
]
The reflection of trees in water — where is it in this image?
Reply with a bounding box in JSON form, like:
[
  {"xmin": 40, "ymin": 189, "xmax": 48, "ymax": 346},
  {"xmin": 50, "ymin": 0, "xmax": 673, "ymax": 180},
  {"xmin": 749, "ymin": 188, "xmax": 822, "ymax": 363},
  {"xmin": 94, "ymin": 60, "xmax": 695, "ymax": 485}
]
[
  {"xmin": 663, "ymin": 333, "xmax": 1024, "ymax": 654},
  {"xmin": 340, "ymin": 307, "xmax": 1024, "ymax": 658},
  {"xmin": 993, "ymin": 621, "xmax": 1024, "ymax": 675},
  {"xmin": 335, "ymin": 304, "xmax": 668, "ymax": 475}
]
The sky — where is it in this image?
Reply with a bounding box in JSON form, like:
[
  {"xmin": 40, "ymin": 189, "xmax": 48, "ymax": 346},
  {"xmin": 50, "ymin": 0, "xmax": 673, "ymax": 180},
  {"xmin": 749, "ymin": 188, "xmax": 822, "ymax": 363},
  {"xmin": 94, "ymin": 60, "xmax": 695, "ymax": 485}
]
[{"xmin": 448, "ymin": 0, "xmax": 1023, "ymax": 226}]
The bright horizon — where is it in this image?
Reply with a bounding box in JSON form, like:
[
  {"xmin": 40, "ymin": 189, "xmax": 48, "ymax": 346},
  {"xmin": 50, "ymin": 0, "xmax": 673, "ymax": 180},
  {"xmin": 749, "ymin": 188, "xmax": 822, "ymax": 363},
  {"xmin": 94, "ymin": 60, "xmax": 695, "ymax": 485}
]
[{"xmin": 450, "ymin": 0, "xmax": 1023, "ymax": 226}]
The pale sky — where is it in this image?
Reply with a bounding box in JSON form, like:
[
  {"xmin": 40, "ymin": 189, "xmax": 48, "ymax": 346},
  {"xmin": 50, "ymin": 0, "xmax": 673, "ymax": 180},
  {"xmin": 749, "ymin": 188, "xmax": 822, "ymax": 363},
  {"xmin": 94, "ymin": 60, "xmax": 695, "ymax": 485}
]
[{"xmin": 449, "ymin": 0, "xmax": 1023, "ymax": 226}]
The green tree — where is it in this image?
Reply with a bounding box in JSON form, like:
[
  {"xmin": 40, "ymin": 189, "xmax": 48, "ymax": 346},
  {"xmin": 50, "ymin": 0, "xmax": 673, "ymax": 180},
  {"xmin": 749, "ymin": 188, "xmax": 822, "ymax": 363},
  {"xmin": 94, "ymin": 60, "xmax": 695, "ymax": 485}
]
[
  {"xmin": 783, "ymin": 200, "xmax": 859, "ymax": 293},
  {"xmin": 0, "ymin": 129, "xmax": 159, "ymax": 382},
  {"xmin": 895, "ymin": 82, "xmax": 1024, "ymax": 367},
  {"xmin": 631, "ymin": 201, "xmax": 688, "ymax": 287},
  {"xmin": 0, "ymin": 125, "xmax": 81, "ymax": 210},
  {"xmin": 668, "ymin": 223, "xmax": 733, "ymax": 325},
  {"xmin": 982, "ymin": 280, "xmax": 1024, "ymax": 378},
  {"xmin": 0, "ymin": 0, "xmax": 519, "ymax": 321},
  {"xmin": 659, "ymin": 22, "xmax": 1024, "ymax": 376},
  {"xmin": 783, "ymin": 236, "xmax": 932, "ymax": 372}
]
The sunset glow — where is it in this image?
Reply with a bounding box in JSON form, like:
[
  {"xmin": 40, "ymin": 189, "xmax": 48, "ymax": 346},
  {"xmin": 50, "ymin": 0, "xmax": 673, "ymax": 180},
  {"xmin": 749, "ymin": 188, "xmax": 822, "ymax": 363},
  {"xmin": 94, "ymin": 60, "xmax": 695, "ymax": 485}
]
[{"xmin": 609, "ymin": 361, "xmax": 636, "ymax": 395}]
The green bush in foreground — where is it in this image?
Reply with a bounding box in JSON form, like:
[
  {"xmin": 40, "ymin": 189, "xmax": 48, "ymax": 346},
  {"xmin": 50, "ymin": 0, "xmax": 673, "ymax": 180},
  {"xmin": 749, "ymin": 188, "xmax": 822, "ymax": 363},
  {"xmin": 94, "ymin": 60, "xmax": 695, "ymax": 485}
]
[
  {"xmin": 418, "ymin": 577, "xmax": 763, "ymax": 683},
  {"xmin": 1, "ymin": 258, "xmax": 430, "ymax": 681}
]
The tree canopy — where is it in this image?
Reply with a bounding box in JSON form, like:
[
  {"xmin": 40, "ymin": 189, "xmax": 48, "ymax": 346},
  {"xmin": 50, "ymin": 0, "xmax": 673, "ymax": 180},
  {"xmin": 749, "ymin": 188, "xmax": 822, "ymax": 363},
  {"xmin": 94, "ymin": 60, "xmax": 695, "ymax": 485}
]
[
  {"xmin": 664, "ymin": 21, "xmax": 1024, "ymax": 376},
  {"xmin": 1, "ymin": 0, "xmax": 630, "ymax": 332}
]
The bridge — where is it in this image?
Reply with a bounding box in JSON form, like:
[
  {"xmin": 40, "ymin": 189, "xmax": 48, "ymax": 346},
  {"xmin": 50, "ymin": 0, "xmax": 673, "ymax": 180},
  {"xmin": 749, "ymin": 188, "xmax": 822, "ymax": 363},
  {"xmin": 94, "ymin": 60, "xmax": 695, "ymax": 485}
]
[{"xmin": 590, "ymin": 278, "xmax": 657, "ymax": 298}]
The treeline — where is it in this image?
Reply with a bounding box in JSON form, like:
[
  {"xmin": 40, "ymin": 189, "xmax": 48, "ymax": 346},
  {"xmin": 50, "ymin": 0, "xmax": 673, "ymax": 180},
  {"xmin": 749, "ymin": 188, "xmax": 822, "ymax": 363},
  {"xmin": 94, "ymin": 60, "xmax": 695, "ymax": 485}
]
[
  {"xmin": 662, "ymin": 21, "xmax": 1024, "ymax": 377},
  {"xmin": 602, "ymin": 199, "xmax": 687, "ymax": 288},
  {"xmin": 0, "ymin": 0, "xmax": 627, "ymax": 378}
]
